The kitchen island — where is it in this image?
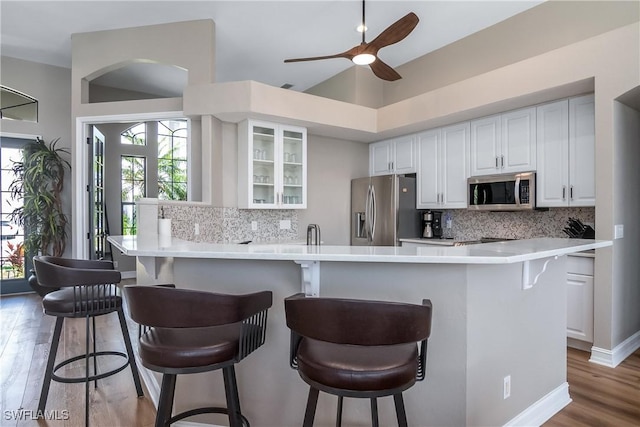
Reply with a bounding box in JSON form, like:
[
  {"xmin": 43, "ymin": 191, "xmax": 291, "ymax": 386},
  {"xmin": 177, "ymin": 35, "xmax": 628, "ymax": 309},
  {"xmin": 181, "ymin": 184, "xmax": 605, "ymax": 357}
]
[{"xmin": 109, "ymin": 236, "xmax": 610, "ymax": 427}]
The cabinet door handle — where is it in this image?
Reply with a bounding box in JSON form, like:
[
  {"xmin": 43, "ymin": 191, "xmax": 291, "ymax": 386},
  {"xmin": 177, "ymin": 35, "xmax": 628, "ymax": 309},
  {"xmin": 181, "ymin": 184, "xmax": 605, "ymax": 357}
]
[
  {"xmin": 570, "ymin": 186, "xmax": 574, "ymax": 200},
  {"xmin": 501, "ymin": 155, "xmax": 505, "ymax": 168},
  {"xmin": 562, "ymin": 186, "xmax": 566, "ymax": 200},
  {"xmin": 495, "ymin": 157, "xmax": 499, "ymax": 168}
]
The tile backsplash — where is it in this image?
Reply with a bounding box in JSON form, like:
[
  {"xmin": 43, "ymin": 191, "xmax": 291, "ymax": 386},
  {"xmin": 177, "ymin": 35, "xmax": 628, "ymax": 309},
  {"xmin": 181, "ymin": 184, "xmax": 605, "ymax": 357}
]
[
  {"xmin": 159, "ymin": 203, "xmax": 299, "ymax": 243},
  {"xmin": 442, "ymin": 207, "xmax": 595, "ymax": 241},
  {"xmin": 159, "ymin": 202, "xmax": 594, "ymax": 244}
]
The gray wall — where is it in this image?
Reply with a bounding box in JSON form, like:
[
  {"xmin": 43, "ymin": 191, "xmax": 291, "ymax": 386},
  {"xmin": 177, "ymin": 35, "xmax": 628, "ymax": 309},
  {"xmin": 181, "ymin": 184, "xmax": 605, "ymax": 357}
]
[
  {"xmin": 0, "ymin": 56, "xmax": 73, "ymax": 256},
  {"xmin": 297, "ymin": 134, "xmax": 369, "ymax": 245},
  {"xmin": 612, "ymin": 101, "xmax": 640, "ymax": 345}
]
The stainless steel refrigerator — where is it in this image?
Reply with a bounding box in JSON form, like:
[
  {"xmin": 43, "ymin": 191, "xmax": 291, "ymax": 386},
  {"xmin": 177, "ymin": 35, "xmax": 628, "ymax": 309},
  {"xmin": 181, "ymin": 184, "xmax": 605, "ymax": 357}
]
[{"xmin": 351, "ymin": 175, "xmax": 420, "ymax": 246}]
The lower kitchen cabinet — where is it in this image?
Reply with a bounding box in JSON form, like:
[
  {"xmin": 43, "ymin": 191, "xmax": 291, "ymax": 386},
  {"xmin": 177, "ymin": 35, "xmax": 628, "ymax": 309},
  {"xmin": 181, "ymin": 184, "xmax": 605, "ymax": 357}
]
[{"xmin": 566, "ymin": 254, "xmax": 594, "ymax": 343}]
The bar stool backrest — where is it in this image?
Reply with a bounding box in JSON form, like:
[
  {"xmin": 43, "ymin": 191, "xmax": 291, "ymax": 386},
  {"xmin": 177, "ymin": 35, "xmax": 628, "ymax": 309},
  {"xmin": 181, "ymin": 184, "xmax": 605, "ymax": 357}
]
[
  {"xmin": 285, "ymin": 293, "xmax": 432, "ymax": 345},
  {"xmin": 33, "ymin": 256, "xmax": 121, "ymax": 317},
  {"xmin": 125, "ymin": 286, "xmax": 273, "ymax": 361}
]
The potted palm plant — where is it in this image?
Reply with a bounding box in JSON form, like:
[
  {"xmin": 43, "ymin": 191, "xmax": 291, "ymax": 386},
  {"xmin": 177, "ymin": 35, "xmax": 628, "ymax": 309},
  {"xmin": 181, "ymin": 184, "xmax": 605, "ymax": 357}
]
[{"xmin": 8, "ymin": 137, "xmax": 70, "ymax": 296}]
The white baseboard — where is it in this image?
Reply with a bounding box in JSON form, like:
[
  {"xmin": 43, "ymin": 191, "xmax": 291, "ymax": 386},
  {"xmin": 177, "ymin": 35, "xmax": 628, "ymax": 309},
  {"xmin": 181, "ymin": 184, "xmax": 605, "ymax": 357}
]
[
  {"xmin": 590, "ymin": 329, "xmax": 640, "ymax": 367},
  {"xmin": 504, "ymin": 382, "xmax": 571, "ymax": 427},
  {"xmin": 567, "ymin": 338, "xmax": 592, "ymax": 352}
]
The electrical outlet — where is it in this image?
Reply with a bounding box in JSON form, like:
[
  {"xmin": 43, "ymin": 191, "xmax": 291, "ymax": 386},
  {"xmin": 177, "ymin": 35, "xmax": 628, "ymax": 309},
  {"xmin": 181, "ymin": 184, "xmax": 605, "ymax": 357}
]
[
  {"xmin": 503, "ymin": 375, "xmax": 511, "ymax": 399},
  {"xmin": 279, "ymin": 219, "xmax": 291, "ymax": 230},
  {"xmin": 194, "ymin": 223, "xmax": 200, "ymax": 235},
  {"xmin": 251, "ymin": 221, "xmax": 258, "ymax": 231},
  {"xmin": 614, "ymin": 224, "xmax": 624, "ymax": 239}
]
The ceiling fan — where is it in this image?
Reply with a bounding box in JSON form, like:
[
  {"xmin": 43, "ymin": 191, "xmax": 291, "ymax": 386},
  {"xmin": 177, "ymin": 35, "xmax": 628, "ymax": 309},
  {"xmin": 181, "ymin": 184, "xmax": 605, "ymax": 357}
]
[{"xmin": 284, "ymin": 0, "xmax": 419, "ymax": 81}]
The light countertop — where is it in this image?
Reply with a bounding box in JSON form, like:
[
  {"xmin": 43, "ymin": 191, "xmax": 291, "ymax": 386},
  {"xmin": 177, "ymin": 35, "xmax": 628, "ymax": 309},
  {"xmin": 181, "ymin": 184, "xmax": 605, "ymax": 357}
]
[{"xmin": 108, "ymin": 235, "xmax": 610, "ymax": 265}]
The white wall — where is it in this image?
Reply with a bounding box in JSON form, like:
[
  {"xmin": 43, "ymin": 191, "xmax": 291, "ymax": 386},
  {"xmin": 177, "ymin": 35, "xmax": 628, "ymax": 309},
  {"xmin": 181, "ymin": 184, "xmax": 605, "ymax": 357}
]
[
  {"xmin": 0, "ymin": 56, "xmax": 73, "ymax": 256},
  {"xmin": 297, "ymin": 135, "xmax": 369, "ymax": 245},
  {"xmin": 612, "ymin": 101, "xmax": 640, "ymax": 345}
]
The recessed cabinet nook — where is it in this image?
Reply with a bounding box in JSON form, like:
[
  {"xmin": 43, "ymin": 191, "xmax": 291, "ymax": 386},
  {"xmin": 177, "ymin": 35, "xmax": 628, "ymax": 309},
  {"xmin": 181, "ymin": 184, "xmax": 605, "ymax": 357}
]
[{"xmin": 238, "ymin": 120, "xmax": 307, "ymax": 209}]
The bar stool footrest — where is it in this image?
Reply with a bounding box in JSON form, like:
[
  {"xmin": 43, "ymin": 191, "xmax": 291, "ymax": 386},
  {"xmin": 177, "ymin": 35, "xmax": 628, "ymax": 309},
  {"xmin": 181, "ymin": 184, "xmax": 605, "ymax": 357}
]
[
  {"xmin": 168, "ymin": 406, "xmax": 250, "ymax": 427},
  {"xmin": 51, "ymin": 351, "xmax": 130, "ymax": 383}
]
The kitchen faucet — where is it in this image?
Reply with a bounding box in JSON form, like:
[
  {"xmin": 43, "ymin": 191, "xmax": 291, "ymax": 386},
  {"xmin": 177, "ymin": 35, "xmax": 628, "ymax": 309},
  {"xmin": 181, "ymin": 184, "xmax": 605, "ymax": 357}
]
[{"xmin": 306, "ymin": 224, "xmax": 321, "ymax": 246}]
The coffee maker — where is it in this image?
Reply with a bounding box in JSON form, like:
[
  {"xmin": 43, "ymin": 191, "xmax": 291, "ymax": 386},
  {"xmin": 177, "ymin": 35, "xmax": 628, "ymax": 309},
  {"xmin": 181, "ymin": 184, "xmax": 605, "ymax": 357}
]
[{"xmin": 422, "ymin": 210, "xmax": 443, "ymax": 239}]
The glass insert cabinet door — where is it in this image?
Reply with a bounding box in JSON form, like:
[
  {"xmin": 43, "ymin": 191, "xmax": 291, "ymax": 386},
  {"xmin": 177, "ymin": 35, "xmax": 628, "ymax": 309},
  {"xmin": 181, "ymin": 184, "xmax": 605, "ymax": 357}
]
[
  {"xmin": 281, "ymin": 129, "xmax": 305, "ymax": 207},
  {"xmin": 240, "ymin": 120, "xmax": 307, "ymax": 209},
  {"xmin": 251, "ymin": 125, "xmax": 276, "ymax": 205}
]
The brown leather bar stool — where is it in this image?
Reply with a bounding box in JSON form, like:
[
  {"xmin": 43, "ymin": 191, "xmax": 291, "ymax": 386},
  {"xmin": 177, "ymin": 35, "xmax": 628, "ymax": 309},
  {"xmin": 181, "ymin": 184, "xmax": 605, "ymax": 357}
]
[
  {"xmin": 124, "ymin": 285, "xmax": 273, "ymax": 427},
  {"xmin": 284, "ymin": 293, "xmax": 433, "ymax": 427},
  {"xmin": 33, "ymin": 256, "xmax": 143, "ymax": 427}
]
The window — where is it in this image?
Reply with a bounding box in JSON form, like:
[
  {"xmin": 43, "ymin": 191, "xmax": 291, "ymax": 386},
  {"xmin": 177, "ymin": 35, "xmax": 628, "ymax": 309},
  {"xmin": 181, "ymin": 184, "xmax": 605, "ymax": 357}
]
[
  {"xmin": 121, "ymin": 155, "xmax": 145, "ymax": 235},
  {"xmin": 121, "ymin": 123, "xmax": 146, "ymax": 145},
  {"xmin": 118, "ymin": 119, "xmax": 188, "ymax": 235},
  {"xmin": 158, "ymin": 120, "xmax": 187, "ymax": 201},
  {"xmin": 1, "ymin": 146, "xmax": 24, "ymax": 279},
  {"xmin": 1, "ymin": 137, "xmax": 30, "ymax": 293}
]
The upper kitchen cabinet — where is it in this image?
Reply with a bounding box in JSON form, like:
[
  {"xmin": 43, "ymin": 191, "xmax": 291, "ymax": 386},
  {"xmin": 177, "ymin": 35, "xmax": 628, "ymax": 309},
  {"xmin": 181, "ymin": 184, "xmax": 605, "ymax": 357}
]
[
  {"xmin": 369, "ymin": 136, "xmax": 417, "ymax": 176},
  {"xmin": 536, "ymin": 94, "xmax": 595, "ymax": 207},
  {"xmin": 470, "ymin": 107, "xmax": 536, "ymax": 176},
  {"xmin": 238, "ymin": 120, "xmax": 307, "ymax": 209},
  {"xmin": 417, "ymin": 122, "xmax": 470, "ymax": 209}
]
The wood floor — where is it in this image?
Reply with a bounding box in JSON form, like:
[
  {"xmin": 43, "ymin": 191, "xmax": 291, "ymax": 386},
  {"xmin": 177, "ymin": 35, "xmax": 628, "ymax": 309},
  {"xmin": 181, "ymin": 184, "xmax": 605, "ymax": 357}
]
[
  {"xmin": 544, "ymin": 347, "xmax": 640, "ymax": 427},
  {"xmin": 0, "ymin": 292, "xmax": 156, "ymax": 427},
  {"xmin": 1, "ymin": 292, "xmax": 640, "ymax": 427}
]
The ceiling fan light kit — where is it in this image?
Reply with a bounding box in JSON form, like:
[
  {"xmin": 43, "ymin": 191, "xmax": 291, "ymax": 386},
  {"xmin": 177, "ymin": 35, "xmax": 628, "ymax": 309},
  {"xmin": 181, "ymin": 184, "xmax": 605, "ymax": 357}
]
[
  {"xmin": 284, "ymin": 0, "xmax": 419, "ymax": 81},
  {"xmin": 353, "ymin": 53, "xmax": 376, "ymax": 65}
]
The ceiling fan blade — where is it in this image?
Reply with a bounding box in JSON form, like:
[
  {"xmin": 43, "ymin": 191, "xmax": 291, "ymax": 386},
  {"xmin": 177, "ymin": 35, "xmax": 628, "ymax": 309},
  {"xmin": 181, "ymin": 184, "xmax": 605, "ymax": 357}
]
[
  {"xmin": 284, "ymin": 53, "xmax": 351, "ymax": 63},
  {"xmin": 367, "ymin": 12, "xmax": 419, "ymax": 52},
  {"xmin": 369, "ymin": 58, "xmax": 402, "ymax": 81}
]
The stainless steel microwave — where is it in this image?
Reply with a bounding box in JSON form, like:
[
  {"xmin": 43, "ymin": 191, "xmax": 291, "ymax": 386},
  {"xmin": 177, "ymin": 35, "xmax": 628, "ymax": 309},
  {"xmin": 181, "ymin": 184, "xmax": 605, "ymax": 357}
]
[{"xmin": 467, "ymin": 172, "xmax": 536, "ymax": 211}]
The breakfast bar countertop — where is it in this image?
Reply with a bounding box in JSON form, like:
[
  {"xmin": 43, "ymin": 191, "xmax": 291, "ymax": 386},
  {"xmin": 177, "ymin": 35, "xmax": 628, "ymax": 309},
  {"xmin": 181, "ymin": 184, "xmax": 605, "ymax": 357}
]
[{"xmin": 108, "ymin": 235, "xmax": 610, "ymax": 264}]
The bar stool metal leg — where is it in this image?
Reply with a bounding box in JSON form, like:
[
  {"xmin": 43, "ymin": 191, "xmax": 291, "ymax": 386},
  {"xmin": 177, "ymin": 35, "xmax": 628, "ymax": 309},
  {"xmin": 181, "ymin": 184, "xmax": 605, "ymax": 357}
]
[
  {"xmin": 370, "ymin": 398, "xmax": 379, "ymax": 427},
  {"xmin": 303, "ymin": 387, "xmax": 319, "ymax": 427},
  {"xmin": 222, "ymin": 366, "xmax": 243, "ymax": 427},
  {"xmin": 336, "ymin": 395, "xmax": 343, "ymax": 427},
  {"xmin": 393, "ymin": 393, "xmax": 408, "ymax": 427},
  {"xmin": 38, "ymin": 317, "xmax": 64, "ymax": 414},
  {"xmin": 85, "ymin": 315, "xmax": 91, "ymax": 427},
  {"xmin": 92, "ymin": 316, "xmax": 98, "ymax": 388},
  {"xmin": 156, "ymin": 374, "xmax": 177, "ymax": 427},
  {"xmin": 117, "ymin": 307, "xmax": 144, "ymax": 396}
]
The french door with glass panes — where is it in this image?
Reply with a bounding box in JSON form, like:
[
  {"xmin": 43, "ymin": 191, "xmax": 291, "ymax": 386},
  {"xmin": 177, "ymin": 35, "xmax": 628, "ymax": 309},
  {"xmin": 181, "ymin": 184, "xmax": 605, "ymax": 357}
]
[{"xmin": 1, "ymin": 136, "xmax": 31, "ymax": 294}]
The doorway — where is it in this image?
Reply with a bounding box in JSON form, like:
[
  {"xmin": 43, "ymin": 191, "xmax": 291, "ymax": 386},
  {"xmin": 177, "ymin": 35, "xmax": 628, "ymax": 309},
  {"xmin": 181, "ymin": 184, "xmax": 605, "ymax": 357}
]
[
  {"xmin": 74, "ymin": 112, "xmax": 194, "ymax": 262},
  {"xmin": 0, "ymin": 135, "xmax": 35, "ymax": 294}
]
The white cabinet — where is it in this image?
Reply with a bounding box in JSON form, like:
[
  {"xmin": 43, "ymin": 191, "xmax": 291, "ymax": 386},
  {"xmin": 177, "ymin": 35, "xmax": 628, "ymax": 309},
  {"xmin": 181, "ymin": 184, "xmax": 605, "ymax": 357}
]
[
  {"xmin": 566, "ymin": 254, "xmax": 594, "ymax": 342},
  {"xmin": 369, "ymin": 136, "xmax": 417, "ymax": 176},
  {"xmin": 470, "ymin": 107, "xmax": 536, "ymax": 176},
  {"xmin": 536, "ymin": 94, "xmax": 595, "ymax": 207},
  {"xmin": 417, "ymin": 122, "xmax": 469, "ymax": 209},
  {"xmin": 238, "ymin": 120, "xmax": 307, "ymax": 209}
]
